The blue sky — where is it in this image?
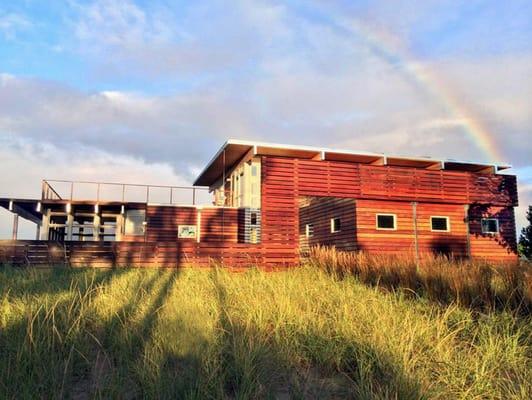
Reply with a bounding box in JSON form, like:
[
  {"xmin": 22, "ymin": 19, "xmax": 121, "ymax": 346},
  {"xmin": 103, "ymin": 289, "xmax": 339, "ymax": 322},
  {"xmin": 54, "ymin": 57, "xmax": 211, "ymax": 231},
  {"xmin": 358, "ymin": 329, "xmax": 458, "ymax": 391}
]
[{"xmin": 0, "ymin": 0, "xmax": 531, "ymax": 237}]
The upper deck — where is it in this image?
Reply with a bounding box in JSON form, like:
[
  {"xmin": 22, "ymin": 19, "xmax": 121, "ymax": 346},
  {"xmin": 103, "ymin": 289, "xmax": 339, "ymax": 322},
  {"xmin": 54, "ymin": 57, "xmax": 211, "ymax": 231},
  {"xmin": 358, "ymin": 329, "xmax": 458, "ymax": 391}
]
[{"xmin": 41, "ymin": 179, "xmax": 211, "ymax": 206}]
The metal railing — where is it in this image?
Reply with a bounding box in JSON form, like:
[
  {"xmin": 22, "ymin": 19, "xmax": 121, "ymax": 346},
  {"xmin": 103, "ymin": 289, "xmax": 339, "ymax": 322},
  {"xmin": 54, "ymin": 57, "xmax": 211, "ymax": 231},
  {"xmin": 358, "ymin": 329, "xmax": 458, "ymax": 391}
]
[{"xmin": 41, "ymin": 179, "xmax": 211, "ymax": 206}]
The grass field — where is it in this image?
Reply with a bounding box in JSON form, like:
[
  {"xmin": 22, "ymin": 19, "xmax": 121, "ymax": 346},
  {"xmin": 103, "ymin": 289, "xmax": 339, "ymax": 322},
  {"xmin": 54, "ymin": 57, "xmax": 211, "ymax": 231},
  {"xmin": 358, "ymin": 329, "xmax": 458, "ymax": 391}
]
[{"xmin": 0, "ymin": 263, "xmax": 531, "ymax": 399}]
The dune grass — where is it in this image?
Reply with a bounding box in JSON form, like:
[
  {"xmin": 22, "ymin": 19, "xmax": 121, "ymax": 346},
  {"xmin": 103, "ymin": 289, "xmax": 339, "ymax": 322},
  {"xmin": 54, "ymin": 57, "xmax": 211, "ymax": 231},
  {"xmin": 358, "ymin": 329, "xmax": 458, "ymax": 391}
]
[
  {"xmin": 307, "ymin": 246, "xmax": 532, "ymax": 313},
  {"xmin": 0, "ymin": 264, "xmax": 530, "ymax": 399}
]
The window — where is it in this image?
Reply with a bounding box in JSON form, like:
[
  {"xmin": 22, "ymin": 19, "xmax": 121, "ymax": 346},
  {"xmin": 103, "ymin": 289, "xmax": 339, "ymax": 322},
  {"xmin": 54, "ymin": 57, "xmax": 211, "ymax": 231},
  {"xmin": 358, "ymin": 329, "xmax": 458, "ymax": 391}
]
[
  {"xmin": 481, "ymin": 218, "xmax": 499, "ymax": 234},
  {"xmin": 250, "ymin": 227, "xmax": 258, "ymax": 244},
  {"xmin": 431, "ymin": 216, "xmax": 450, "ymax": 232},
  {"xmin": 331, "ymin": 218, "xmax": 341, "ymax": 233},
  {"xmin": 305, "ymin": 223, "xmax": 314, "ymax": 238},
  {"xmin": 376, "ymin": 214, "xmax": 396, "ymax": 230},
  {"xmin": 124, "ymin": 209, "xmax": 146, "ymax": 236},
  {"xmin": 250, "ymin": 212, "xmax": 257, "ymax": 225}
]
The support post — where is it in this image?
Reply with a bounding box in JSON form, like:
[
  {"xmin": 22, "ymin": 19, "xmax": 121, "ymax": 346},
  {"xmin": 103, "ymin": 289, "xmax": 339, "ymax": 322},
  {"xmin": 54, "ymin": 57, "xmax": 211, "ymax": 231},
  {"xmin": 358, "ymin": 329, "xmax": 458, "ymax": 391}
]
[
  {"xmin": 464, "ymin": 204, "xmax": 471, "ymax": 259},
  {"xmin": 196, "ymin": 207, "xmax": 202, "ymax": 243},
  {"xmin": 12, "ymin": 214, "xmax": 19, "ymax": 240},
  {"xmin": 412, "ymin": 201, "xmax": 419, "ymax": 269},
  {"xmin": 41, "ymin": 209, "xmax": 50, "ymax": 240},
  {"xmin": 66, "ymin": 214, "xmax": 74, "ymax": 241},
  {"xmin": 35, "ymin": 224, "xmax": 40, "ymax": 240},
  {"xmin": 93, "ymin": 214, "xmax": 101, "ymax": 241},
  {"xmin": 116, "ymin": 214, "xmax": 123, "ymax": 242}
]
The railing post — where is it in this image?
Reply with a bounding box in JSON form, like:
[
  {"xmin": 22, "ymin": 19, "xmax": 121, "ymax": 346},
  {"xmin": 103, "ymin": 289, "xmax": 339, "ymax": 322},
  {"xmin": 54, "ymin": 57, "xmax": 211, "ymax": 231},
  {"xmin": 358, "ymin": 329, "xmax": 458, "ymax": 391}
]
[
  {"xmin": 97, "ymin": 183, "xmax": 100, "ymax": 202},
  {"xmin": 12, "ymin": 214, "xmax": 19, "ymax": 240},
  {"xmin": 193, "ymin": 188, "xmax": 196, "ymax": 205},
  {"xmin": 70, "ymin": 182, "xmax": 74, "ymax": 201},
  {"xmin": 146, "ymin": 186, "xmax": 150, "ymax": 203},
  {"xmin": 169, "ymin": 187, "xmax": 173, "ymax": 204},
  {"xmin": 122, "ymin": 184, "xmax": 125, "ymax": 202}
]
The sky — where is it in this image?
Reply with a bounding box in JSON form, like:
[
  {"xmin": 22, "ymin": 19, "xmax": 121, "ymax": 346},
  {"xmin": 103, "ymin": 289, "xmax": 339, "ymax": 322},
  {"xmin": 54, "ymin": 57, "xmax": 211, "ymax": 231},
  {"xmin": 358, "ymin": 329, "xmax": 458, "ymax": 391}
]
[{"xmin": 0, "ymin": 0, "xmax": 531, "ymax": 239}]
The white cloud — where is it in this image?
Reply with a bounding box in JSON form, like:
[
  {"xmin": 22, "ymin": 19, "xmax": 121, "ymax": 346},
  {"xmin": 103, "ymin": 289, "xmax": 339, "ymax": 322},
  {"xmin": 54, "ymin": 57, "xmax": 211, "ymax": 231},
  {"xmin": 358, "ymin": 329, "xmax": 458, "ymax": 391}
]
[
  {"xmin": 0, "ymin": 12, "xmax": 32, "ymax": 40},
  {"xmin": 1, "ymin": 0, "xmax": 530, "ymax": 236},
  {"xmin": 0, "ymin": 136, "xmax": 191, "ymax": 239}
]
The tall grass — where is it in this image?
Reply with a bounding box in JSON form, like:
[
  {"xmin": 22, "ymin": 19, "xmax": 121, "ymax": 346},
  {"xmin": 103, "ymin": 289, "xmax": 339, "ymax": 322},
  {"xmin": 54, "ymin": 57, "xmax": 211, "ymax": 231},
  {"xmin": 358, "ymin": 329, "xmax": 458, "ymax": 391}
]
[
  {"xmin": 307, "ymin": 246, "xmax": 532, "ymax": 313},
  {"xmin": 0, "ymin": 265, "xmax": 530, "ymax": 399}
]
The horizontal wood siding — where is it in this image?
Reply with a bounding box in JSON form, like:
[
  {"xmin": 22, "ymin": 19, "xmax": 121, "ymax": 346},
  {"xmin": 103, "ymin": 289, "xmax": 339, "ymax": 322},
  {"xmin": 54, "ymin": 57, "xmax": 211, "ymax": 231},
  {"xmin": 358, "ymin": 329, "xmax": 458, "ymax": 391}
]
[
  {"xmin": 293, "ymin": 159, "xmax": 517, "ymax": 206},
  {"xmin": 260, "ymin": 157, "xmax": 299, "ymax": 265},
  {"xmin": 259, "ymin": 156, "xmax": 517, "ymax": 262},
  {"xmin": 0, "ymin": 241, "xmax": 68, "ymax": 267},
  {"xmin": 200, "ymin": 208, "xmax": 239, "ymax": 243},
  {"xmin": 146, "ymin": 205, "xmax": 196, "ymax": 241},
  {"xmin": 297, "ymin": 160, "xmax": 360, "ymax": 198},
  {"xmin": 468, "ymin": 205, "xmax": 518, "ymax": 261},
  {"xmin": 299, "ymin": 197, "xmax": 357, "ymax": 253},
  {"xmin": 415, "ymin": 203, "xmax": 468, "ymax": 258},
  {"xmin": 0, "ymin": 240, "xmax": 268, "ymax": 268},
  {"xmin": 355, "ymin": 199, "xmax": 417, "ymax": 255},
  {"xmin": 359, "ymin": 164, "xmax": 517, "ymax": 205}
]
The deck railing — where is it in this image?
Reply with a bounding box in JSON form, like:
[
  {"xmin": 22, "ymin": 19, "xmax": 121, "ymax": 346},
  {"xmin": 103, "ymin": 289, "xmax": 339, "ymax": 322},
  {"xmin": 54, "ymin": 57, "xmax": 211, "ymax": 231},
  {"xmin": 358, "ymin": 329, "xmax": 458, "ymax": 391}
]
[{"xmin": 41, "ymin": 179, "xmax": 211, "ymax": 205}]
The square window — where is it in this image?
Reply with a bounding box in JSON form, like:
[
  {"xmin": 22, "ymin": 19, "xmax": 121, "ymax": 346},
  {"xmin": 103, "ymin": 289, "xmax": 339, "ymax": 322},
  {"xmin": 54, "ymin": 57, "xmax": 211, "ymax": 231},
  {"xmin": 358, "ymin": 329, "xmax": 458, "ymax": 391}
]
[
  {"xmin": 376, "ymin": 214, "xmax": 396, "ymax": 230},
  {"xmin": 431, "ymin": 216, "xmax": 450, "ymax": 232},
  {"xmin": 481, "ymin": 218, "xmax": 499, "ymax": 234},
  {"xmin": 331, "ymin": 218, "xmax": 341, "ymax": 233},
  {"xmin": 305, "ymin": 223, "xmax": 314, "ymax": 238},
  {"xmin": 125, "ymin": 209, "xmax": 146, "ymax": 236}
]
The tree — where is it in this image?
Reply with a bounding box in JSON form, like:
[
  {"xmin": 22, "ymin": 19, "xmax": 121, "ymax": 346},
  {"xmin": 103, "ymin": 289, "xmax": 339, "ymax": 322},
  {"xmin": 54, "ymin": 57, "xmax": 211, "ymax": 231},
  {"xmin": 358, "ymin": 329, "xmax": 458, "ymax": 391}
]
[{"xmin": 518, "ymin": 205, "xmax": 532, "ymax": 259}]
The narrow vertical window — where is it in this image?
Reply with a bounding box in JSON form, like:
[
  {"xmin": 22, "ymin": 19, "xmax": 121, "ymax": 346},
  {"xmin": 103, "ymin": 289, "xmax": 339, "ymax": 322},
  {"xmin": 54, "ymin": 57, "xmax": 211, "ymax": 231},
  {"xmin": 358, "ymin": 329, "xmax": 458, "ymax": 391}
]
[
  {"xmin": 331, "ymin": 218, "xmax": 341, "ymax": 233},
  {"xmin": 305, "ymin": 223, "xmax": 314, "ymax": 238}
]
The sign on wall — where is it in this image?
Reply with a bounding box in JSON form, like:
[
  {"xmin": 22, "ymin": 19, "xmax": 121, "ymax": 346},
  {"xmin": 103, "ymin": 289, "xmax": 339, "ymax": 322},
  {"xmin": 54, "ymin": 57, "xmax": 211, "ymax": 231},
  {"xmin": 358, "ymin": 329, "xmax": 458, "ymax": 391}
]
[{"xmin": 178, "ymin": 225, "xmax": 197, "ymax": 239}]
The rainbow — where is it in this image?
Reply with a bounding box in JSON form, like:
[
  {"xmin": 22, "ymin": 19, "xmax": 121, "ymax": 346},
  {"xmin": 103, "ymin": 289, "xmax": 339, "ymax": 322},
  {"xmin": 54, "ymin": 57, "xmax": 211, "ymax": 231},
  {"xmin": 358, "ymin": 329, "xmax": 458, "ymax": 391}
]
[{"xmin": 322, "ymin": 13, "xmax": 505, "ymax": 163}]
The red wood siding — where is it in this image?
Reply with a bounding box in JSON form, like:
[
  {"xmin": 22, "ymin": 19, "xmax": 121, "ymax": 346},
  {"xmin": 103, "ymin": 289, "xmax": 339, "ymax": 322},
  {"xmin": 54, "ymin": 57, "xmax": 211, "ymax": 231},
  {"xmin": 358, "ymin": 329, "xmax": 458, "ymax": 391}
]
[
  {"xmin": 0, "ymin": 240, "xmax": 269, "ymax": 268},
  {"xmin": 285, "ymin": 158, "xmax": 517, "ymax": 206},
  {"xmin": 415, "ymin": 203, "xmax": 468, "ymax": 257},
  {"xmin": 468, "ymin": 205, "xmax": 517, "ymax": 261},
  {"xmin": 260, "ymin": 157, "xmax": 299, "ymax": 265},
  {"xmin": 299, "ymin": 196, "xmax": 357, "ymax": 253},
  {"xmin": 146, "ymin": 205, "xmax": 196, "ymax": 241},
  {"xmin": 200, "ymin": 208, "xmax": 238, "ymax": 243},
  {"xmin": 355, "ymin": 199, "xmax": 416, "ymax": 255}
]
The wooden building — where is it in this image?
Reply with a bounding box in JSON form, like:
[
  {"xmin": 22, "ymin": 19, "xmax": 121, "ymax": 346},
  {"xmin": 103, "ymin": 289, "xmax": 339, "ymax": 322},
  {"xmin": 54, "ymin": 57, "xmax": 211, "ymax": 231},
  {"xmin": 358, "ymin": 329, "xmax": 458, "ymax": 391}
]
[{"xmin": 0, "ymin": 140, "xmax": 519, "ymax": 267}]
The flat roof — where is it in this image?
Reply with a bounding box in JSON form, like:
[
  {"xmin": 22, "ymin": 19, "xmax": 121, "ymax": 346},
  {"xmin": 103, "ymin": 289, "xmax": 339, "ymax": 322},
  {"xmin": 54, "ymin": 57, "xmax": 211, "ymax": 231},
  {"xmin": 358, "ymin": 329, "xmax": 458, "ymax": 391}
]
[{"xmin": 193, "ymin": 139, "xmax": 512, "ymax": 186}]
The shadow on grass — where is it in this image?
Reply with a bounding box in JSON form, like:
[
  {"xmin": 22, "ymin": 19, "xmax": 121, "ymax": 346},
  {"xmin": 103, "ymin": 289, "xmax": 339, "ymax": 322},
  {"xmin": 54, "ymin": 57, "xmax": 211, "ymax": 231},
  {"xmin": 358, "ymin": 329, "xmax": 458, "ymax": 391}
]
[
  {"xmin": 0, "ymin": 265, "xmax": 124, "ymax": 299},
  {"xmin": 2, "ymin": 268, "xmax": 423, "ymax": 399},
  {"xmin": 0, "ymin": 267, "xmax": 130, "ymax": 399},
  {"xmin": 81, "ymin": 270, "xmax": 179, "ymax": 399},
  {"xmin": 208, "ymin": 268, "xmax": 422, "ymax": 399}
]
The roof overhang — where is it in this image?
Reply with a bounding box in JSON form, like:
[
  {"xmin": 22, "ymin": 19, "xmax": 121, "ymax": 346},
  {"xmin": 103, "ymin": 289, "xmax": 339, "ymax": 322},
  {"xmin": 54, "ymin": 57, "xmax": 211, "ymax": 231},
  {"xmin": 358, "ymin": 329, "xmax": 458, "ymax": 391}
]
[
  {"xmin": 0, "ymin": 198, "xmax": 42, "ymax": 224},
  {"xmin": 193, "ymin": 139, "xmax": 512, "ymax": 187}
]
